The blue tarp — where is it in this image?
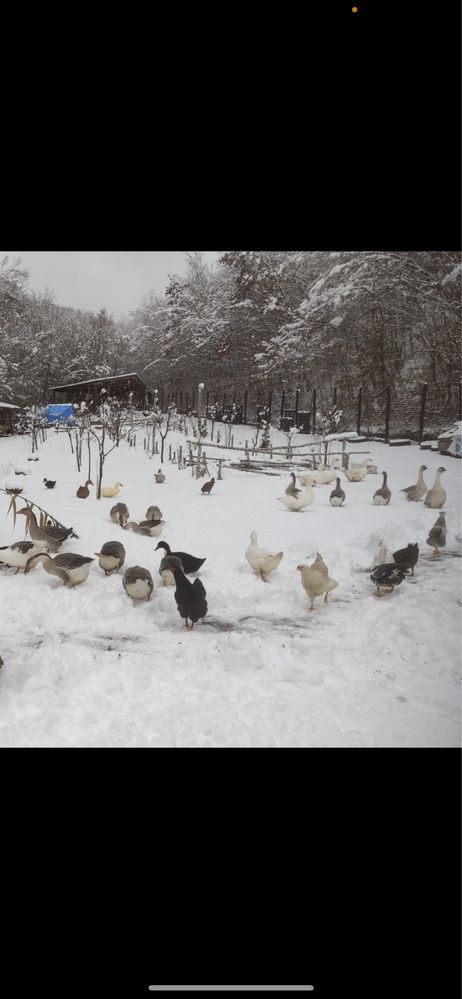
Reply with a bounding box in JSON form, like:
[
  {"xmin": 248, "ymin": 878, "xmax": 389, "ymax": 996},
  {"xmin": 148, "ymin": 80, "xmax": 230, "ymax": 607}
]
[{"xmin": 41, "ymin": 404, "xmax": 76, "ymax": 425}]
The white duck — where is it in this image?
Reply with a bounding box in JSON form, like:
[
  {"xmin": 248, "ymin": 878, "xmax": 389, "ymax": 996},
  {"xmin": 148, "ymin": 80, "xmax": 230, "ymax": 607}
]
[
  {"xmin": 424, "ymin": 467, "xmax": 446, "ymax": 509},
  {"xmin": 245, "ymin": 530, "xmax": 283, "ymax": 581},
  {"xmin": 309, "ymin": 462, "xmax": 337, "ymax": 485},
  {"xmin": 344, "ymin": 457, "xmax": 371, "ymax": 482},
  {"xmin": 278, "ymin": 480, "xmax": 314, "ymax": 511},
  {"xmin": 101, "ymin": 481, "xmax": 123, "ymax": 498}
]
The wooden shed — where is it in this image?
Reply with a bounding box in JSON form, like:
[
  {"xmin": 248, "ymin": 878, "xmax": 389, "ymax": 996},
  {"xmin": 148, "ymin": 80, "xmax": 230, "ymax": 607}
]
[
  {"xmin": 48, "ymin": 372, "xmax": 154, "ymax": 410},
  {"xmin": 0, "ymin": 402, "xmax": 20, "ymax": 436}
]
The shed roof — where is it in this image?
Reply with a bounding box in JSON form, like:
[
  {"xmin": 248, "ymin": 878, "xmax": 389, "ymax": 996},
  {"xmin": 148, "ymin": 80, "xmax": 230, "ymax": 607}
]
[{"xmin": 49, "ymin": 372, "xmax": 151, "ymax": 392}]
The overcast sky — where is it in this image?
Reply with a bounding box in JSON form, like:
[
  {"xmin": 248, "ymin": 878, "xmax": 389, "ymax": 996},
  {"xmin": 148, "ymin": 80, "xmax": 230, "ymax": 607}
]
[{"xmin": 0, "ymin": 251, "xmax": 221, "ymax": 319}]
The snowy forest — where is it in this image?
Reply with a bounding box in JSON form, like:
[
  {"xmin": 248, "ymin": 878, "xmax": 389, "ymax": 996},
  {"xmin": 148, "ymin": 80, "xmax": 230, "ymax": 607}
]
[{"xmin": 1, "ymin": 251, "xmax": 460, "ymax": 435}]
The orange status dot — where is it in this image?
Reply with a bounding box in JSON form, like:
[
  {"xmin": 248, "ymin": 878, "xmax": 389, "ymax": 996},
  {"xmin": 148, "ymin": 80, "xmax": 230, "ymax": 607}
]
[{"xmin": 352, "ymin": 5, "xmax": 358, "ymax": 11}]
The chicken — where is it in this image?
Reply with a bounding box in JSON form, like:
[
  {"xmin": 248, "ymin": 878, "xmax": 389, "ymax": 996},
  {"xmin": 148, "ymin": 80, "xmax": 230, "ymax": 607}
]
[
  {"xmin": 297, "ymin": 558, "xmax": 338, "ymax": 611},
  {"xmin": 392, "ymin": 543, "xmax": 419, "ymax": 575},
  {"xmin": 400, "ymin": 465, "xmax": 428, "ymax": 502},
  {"xmin": 310, "ymin": 552, "xmax": 329, "ymax": 577},
  {"xmin": 162, "ymin": 555, "xmax": 207, "ymax": 630},
  {"xmin": 201, "ymin": 477, "xmax": 215, "ymax": 495},
  {"xmin": 155, "ymin": 469, "xmax": 165, "ymax": 483},
  {"xmin": 245, "ymin": 531, "xmax": 283, "ymax": 581},
  {"xmin": 43, "ymin": 478, "xmax": 56, "ymax": 489},
  {"xmin": 426, "ymin": 512, "xmax": 447, "ymax": 556}
]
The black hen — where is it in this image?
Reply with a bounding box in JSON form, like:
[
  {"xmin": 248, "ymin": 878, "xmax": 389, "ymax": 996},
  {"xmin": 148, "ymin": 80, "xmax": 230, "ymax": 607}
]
[
  {"xmin": 155, "ymin": 541, "xmax": 206, "ymax": 574},
  {"xmin": 162, "ymin": 555, "xmax": 208, "ymax": 630},
  {"xmin": 43, "ymin": 478, "xmax": 56, "ymax": 488},
  {"xmin": 370, "ymin": 563, "xmax": 408, "ymax": 596},
  {"xmin": 392, "ymin": 542, "xmax": 419, "ymax": 576}
]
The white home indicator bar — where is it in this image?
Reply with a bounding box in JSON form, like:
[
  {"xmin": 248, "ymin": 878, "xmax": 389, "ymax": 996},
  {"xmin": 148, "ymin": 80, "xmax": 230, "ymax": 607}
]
[{"xmin": 148, "ymin": 988, "xmax": 314, "ymax": 992}]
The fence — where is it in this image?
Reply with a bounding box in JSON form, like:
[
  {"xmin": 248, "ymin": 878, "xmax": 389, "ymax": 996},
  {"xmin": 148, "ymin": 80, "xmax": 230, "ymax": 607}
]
[{"xmin": 158, "ymin": 382, "xmax": 461, "ymax": 441}]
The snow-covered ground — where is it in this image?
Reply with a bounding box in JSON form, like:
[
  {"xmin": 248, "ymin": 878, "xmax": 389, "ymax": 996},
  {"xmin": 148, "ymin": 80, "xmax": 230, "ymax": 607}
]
[{"xmin": 0, "ymin": 425, "xmax": 460, "ymax": 747}]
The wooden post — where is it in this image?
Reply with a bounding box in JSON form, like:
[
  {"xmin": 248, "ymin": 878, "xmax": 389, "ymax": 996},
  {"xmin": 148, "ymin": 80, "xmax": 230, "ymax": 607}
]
[
  {"xmin": 192, "ymin": 391, "xmax": 195, "ymax": 410},
  {"xmin": 186, "ymin": 393, "xmax": 189, "ymax": 410},
  {"xmin": 233, "ymin": 390, "xmax": 236, "ymax": 403},
  {"xmin": 206, "ymin": 390, "xmax": 209, "ymax": 413},
  {"xmin": 294, "ymin": 389, "xmax": 300, "ymax": 428},
  {"xmin": 268, "ymin": 390, "xmax": 272, "ymax": 422},
  {"xmin": 418, "ymin": 383, "xmax": 428, "ymax": 444},
  {"xmin": 169, "ymin": 444, "xmax": 172, "ymax": 461},
  {"xmin": 342, "ymin": 439, "xmax": 348, "ymax": 469},
  {"xmin": 178, "ymin": 445, "xmax": 182, "ymax": 467},
  {"xmin": 459, "ymin": 382, "xmax": 462, "ymax": 422},
  {"xmin": 384, "ymin": 386, "xmax": 391, "ymax": 442},
  {"xmin": 222, "ymin": 392, "xmax": 226, "ymax": 412},
  {"xmin": 217, "ymin": 458, "xmax": 223, "ymax": 480},
  {"xmin": 333, "ymin": 386, "xmax": 337, "ymax": 408},
  {"xmin": 357, "ymin": 386, "xmax": 363, "ymax": 436},
  {"xmin": 243, "ymin": 389, "xmax": 248, "ymax": 424},
  {"xmin": 280, "ymin": 389, "xmax": 285, "ymax": 428},
  {"xmin": 312, "ymin": 389, "xmax": 317, "ymax": 434}
]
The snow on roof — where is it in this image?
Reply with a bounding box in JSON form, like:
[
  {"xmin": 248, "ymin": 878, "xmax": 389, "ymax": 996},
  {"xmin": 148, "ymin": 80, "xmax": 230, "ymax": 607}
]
[{"xmin": 49, "ymin": 372, "xmax": 151, "ymax": 391}]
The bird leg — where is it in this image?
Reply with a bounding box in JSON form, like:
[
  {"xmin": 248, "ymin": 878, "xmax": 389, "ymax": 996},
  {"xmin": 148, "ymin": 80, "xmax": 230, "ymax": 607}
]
[
  {"xmin": 324, "ymin": 592, "xmax": 329, "ymax": 604},
  {"xmin": 431, "ymin": 548, "xmax": 439, "ymax": 557},
  {"xmin": 260, "ymin": 572, "xmax": 269, "ymax": 582},
  {"xmin": 309, "ymin": 598, "xmax": 316, "ymax": 611}
]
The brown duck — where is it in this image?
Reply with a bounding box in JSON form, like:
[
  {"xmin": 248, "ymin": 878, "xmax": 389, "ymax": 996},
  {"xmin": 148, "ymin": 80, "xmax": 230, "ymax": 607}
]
[{"xmin": 76, "ymin": 479, "xmax": 93, "ymax": 499}]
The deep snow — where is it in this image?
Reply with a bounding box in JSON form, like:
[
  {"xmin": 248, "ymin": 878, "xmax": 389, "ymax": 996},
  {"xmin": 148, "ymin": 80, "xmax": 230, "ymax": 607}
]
[{"xmin": 0, "ymin": 425, "xmax": 460, "ymax": 747}]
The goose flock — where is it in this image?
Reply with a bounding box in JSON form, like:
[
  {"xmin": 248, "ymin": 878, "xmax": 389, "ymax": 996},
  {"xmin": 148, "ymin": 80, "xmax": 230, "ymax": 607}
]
[{"xmin": 0, "ymin": 451, "xmax": 454, "ymax": 663}]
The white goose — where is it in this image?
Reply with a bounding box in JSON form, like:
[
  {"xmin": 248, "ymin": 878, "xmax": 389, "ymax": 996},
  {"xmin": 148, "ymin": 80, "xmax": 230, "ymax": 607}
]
[
  {"xmin": 424, "ymin": 467, "xmax": 446, "ymax": 509},
  {"xmin": 344, "ymin": 457, "xmax": 371, "ymax": 482}
]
